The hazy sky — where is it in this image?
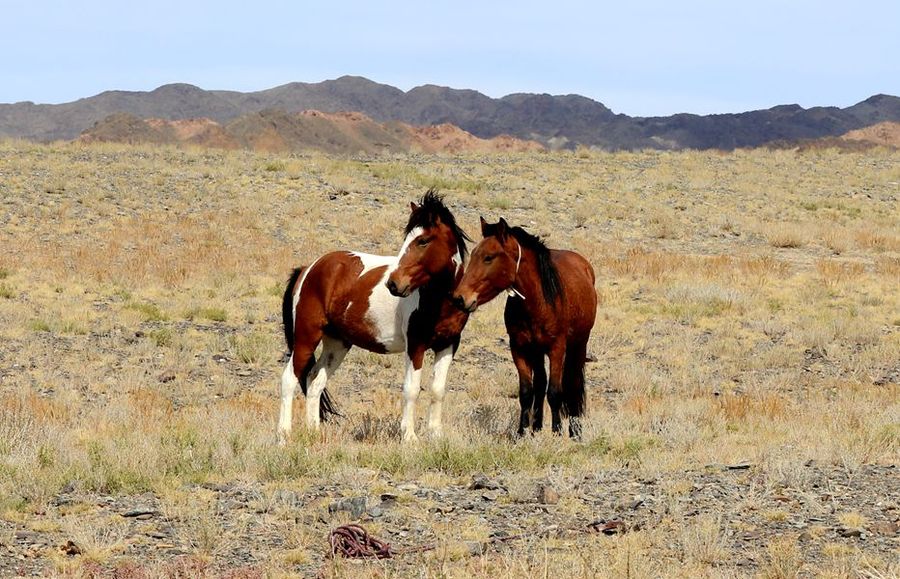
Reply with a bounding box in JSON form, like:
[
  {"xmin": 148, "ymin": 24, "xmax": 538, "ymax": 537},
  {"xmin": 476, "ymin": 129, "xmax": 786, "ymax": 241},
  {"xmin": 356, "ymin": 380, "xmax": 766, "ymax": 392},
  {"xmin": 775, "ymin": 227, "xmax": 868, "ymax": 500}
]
[{"xmin": 3, "ymin": 0, "xmax": 898, "ymax": 116}]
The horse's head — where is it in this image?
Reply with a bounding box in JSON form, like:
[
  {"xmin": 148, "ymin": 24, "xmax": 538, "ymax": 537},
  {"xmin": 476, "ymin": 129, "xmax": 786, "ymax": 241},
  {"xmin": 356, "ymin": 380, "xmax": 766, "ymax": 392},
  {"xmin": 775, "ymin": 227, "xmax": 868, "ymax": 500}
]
[
  {"xmin": 452, "ymin": 217, "xmax": 520, "ymax": 313},
  {"xmin": 386, "ymin": 190, "xmax": 470, "ymax": 298}
]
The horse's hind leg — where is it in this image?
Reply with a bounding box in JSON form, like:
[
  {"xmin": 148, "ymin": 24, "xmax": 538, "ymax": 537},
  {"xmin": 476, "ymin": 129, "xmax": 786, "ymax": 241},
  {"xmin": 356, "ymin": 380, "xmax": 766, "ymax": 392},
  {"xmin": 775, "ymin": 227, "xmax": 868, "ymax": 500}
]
[
  {"xmin": 511, "ymin": 345, "xmax": 536, "ymax": 436},
  {"xmin": 278, "ymin": 347, "xmax": 317, "ymax": 445},
  {"xmin": 530, "ymin": 353, "xmax": 547, "ymax": 432},
  {"xmin": 546, "ymin": 343, "xmax": 567, "ymax": 435},
  {"xmin": 304, "ymin": 336, "xmax": 350, "ymax": 431}
]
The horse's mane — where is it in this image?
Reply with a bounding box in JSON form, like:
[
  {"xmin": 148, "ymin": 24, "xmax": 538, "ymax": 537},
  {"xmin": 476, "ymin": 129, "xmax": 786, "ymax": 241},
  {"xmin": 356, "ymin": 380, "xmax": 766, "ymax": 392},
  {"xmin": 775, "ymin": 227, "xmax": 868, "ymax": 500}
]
[
  {"xmin": 484, "ymin": 222, "xmax": 563, "ymax": 305},
  {"xmin": 405, "ymin": 189, "xmax": 471, "ymax": 262}
]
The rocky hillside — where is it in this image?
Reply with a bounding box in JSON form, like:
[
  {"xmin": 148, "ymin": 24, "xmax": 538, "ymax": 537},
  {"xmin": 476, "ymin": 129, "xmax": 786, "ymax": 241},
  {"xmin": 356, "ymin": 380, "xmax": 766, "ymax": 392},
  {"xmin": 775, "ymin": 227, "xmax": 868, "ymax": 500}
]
[
  {"xmin": 2, "ymin": 76, "xmax": 899, "ymax": 150},
  {"xmin": 841, "ymin": 121, "xmax": 900, "ymax": 148},
  {"xmin": 78, "ymin": 110, "xmax": 544, "ymax": 154}
]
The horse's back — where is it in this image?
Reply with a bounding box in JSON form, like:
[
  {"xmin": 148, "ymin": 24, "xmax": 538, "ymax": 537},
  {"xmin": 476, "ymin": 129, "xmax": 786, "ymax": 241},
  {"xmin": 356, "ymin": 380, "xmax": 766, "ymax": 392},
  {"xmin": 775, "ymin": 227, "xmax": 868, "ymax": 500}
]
[{"xmin": 292, "ymin": 250, "xmax": 411, "ymax": 354}]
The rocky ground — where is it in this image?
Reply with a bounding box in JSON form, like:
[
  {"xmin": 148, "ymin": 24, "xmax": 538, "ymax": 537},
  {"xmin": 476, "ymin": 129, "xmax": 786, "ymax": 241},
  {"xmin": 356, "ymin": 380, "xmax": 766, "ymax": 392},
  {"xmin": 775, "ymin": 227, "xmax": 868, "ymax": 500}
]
[{"xmin": 1, "ymin": 456, "xmax": 897, "ymax": 577}]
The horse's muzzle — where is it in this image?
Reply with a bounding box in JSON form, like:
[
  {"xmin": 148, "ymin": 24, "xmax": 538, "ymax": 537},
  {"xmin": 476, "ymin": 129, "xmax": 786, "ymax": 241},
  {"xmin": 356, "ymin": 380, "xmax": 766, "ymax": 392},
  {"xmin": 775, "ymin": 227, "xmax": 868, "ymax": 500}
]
[
  {"xmin": 451, "ymin": 294, "xmax": 477, "ymax": 313},
  {"xmin": 386, "ymin": 279, "xmax": 411, "ymax": 298}
]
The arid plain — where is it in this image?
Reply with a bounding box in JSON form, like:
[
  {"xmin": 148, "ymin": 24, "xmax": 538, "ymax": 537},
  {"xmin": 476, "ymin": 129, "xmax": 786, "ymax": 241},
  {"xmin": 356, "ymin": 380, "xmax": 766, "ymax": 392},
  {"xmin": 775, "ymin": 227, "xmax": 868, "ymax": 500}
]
[{"xmin": 0, "ymin": 141, "xmax": 897, "ymax": 578}]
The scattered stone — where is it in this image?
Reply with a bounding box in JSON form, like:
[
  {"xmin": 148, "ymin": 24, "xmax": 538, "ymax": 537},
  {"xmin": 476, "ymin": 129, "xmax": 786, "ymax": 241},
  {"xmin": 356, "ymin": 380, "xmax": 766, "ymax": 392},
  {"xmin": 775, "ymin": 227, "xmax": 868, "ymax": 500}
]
[
  {"xmin": 59, "ymin": 540, "xmax": 81, "ymax": 556},
  {"xmin": 838, "ymin": 527, "xmax": 863, "ymax": 538},
  {"xmin": 329, "ymin": 496, "xmax": 368, "ymax": 519},
  {"xmin": 158, "ymin": 370, "xmax": 176, "ymax": 383},
  {"xmin": 870, "ymin": 521, "xmax": 898, "ymax": 536},
  {"xmin": 538, "ymin": 485, "xmax": 559, "ymax": 505},
  {"xmin": 272, "ymin": 489, "xmax": 302, "ymax": 508},
  {"xmin": 122, "ymin": 508, "xmax": 157, "ymax": 519},
  {"xmin": 588, "ymin": 520, "xmax": 627, "ymax": 535},
  {"xmin": 212, "ymin": 354, "xmax": 228, "ymax": 363},
  {"xmin": 465, "ymin": 541, "xmax": 486, "ymax": 556},
  {"xmin": 727, "ymin": 462, "xmax": 753, "ymax": 470},
  {"xmin": 469, "ymin": 474, "xmax": 503, "ymax": 491}
]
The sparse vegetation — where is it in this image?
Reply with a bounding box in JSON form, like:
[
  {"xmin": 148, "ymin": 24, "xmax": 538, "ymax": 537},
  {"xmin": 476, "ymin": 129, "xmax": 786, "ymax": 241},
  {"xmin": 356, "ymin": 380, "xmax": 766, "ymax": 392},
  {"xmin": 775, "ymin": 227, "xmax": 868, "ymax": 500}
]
[{"xmin": 0, "ymin": 141, "xmax": 897, "ymax": 577}]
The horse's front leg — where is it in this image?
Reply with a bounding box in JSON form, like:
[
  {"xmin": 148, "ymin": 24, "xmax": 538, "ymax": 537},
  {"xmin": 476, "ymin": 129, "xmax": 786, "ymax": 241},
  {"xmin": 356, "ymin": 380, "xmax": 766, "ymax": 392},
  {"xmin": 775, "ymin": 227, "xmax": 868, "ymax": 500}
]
[
  {"xmin": 400, "ymin": 347, "xmax": 426, "ymax": 443},
  {"xmin": 426, "ymin": 345, "xmax": 455, "ymax": 438}
]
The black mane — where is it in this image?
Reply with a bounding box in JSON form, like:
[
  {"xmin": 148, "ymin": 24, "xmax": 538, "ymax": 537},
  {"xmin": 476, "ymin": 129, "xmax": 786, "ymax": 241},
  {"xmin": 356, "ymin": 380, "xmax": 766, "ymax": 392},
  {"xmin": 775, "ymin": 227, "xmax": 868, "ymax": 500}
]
[
  {"xmin": 484, "ymin": 222, "xmax": 563, "ymax": 304},
  {"xmin": 405, "ymin": 189, "xmax": 471, "ymax": 262}
]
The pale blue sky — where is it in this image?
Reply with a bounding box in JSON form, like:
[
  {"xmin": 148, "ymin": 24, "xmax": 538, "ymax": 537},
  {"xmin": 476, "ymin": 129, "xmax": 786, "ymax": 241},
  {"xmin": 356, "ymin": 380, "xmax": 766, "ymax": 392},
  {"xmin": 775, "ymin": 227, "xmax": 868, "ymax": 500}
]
[{"xmin": 3, "ymin": 0, "xmax": 898, "ymax": 116}]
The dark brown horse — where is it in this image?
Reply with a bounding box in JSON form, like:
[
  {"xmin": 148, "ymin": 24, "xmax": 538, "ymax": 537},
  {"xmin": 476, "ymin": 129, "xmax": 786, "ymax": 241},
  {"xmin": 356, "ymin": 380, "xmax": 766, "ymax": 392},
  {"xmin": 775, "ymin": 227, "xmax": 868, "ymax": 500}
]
[
  {"xmin": 452, "ymin": 218, "xmax": 596, "ymax": 438},
  {"xmin": 278, "ymin": 190, "xmax": 470, "ymax": 444}
]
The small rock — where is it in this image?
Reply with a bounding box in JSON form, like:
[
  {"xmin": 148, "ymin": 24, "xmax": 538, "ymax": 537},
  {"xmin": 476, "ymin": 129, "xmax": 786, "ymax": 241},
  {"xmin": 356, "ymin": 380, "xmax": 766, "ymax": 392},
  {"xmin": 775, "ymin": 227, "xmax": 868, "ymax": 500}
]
[
  {"xmin": 726, "ymin": 462, "xmax": 753, "ymax": 470},
  {"xmin": 870, "ymin": 521, "xmax": 899, "ymax": 536},
  {"xmin": 59, "ymin": 540, "xmax": 81, "ymax": 556},
  {"xmin": 122, "ymin": 508, "xmax": 157, "ymax": 519},
  {"xmin": 273, "ymin": 489, "xmax": 301, "ymax": 508},
  {"xmin": 538, "ymin": 485, "xmax": 559, "ymax": 505},
  {"xmin": 158, "ymin": 370, "xmax": 176, "ymax": 383},
  {"xmin": 589, "ymin": 520, "xmax": 627, "ymax": 535},
  {"xmin": 465, "ymin": 541, "xmax": 486, "ymax": 556},
  {"xmin": 837, "ymin": 527, "xmax": 862, "ymax": 538},
  {"xmin": 469, "ymin": 474, "xmax": 502, "ymax": 491},
  {"xmin": 328, "ymin": 496, "xmax": 368, "ymax": 519},
  {"xmin": 212, "ymin": 354, "xmax": 228, "ymax": 363}
]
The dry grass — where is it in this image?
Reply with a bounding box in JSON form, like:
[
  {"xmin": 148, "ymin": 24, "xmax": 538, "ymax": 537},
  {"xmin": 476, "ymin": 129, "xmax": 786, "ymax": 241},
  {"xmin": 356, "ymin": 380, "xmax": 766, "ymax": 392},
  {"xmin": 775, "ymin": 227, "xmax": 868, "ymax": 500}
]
[{"xmin": 0, "ymin": 141, "xmax": 898, "ymax": 577}]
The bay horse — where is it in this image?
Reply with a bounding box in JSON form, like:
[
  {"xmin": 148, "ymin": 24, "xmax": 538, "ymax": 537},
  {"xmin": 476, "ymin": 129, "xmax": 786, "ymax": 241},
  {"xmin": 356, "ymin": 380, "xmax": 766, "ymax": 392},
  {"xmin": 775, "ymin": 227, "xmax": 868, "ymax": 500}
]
[
  {"xmin": 452, "ymin": 217, "xmax": 596, "ymax": 439},
  {"xmin": 278, "ymin": 190, "xmax": 471, "ymax": 444}
]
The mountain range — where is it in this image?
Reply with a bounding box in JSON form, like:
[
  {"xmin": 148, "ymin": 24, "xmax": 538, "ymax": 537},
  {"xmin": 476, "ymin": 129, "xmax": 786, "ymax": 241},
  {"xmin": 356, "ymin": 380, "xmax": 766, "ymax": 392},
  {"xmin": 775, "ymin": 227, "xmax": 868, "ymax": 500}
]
[{"xmin": 2, "ymin": 76, "xmax": 899, "ymax": 150}]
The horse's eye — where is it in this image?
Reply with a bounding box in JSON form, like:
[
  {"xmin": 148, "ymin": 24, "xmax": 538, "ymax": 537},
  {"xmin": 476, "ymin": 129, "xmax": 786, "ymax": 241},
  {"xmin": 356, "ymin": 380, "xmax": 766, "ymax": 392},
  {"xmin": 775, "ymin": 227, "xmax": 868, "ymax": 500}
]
[
  {"xmin": 484, "ymin": 254, "xmax": 495, "ymax": 263},
  {"xmin": 417, "ymin": 237, "xmax": 431, "ymax": 247}
]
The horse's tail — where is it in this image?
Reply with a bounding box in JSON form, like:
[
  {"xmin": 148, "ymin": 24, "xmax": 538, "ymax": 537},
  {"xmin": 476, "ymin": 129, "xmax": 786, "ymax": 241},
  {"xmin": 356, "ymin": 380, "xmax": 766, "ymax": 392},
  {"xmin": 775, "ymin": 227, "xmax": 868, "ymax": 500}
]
[
  {"xmin": 282, "ymin": 266, "xmax": 305, "ymax": 352},
  {"xmin": 561, "ymin": 341, "xmax": 587, "ymax": 420},
  {"xmin": 281, "ymin": 265, "xmax": 340, "ymax": 422}
]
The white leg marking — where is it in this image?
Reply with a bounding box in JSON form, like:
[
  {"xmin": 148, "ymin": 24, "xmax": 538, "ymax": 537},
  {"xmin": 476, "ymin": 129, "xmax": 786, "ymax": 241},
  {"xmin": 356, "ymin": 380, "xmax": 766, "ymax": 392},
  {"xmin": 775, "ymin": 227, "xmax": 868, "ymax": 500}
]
[
  {"xmin": 427, "ymin": 346, "xmax": 454, "ymax": 437},
  {"xmin": 277, "ymin": 355, "xmax": 299, "ymax": 445},
  {"xmin": 304, "ymin": 337, "xmax": 350, "ymax": 431},
  {"xmin": 400, "ymin": 355, "xmax": 423, "ymax": 443}
]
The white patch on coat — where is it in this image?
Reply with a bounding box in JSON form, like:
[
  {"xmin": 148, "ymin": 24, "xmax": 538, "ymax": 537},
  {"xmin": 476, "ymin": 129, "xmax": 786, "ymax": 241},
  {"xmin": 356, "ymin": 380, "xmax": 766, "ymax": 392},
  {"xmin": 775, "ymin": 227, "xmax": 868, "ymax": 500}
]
[{"xmin": 347, "ymin": 251, "xmax": 418, "ymax": 354}]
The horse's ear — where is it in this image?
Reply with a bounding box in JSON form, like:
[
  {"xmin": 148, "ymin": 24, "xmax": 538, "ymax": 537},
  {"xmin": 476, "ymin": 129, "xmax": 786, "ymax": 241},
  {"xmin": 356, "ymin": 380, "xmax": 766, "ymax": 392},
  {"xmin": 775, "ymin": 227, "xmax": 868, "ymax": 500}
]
[
  {"xmin": 496, "ymin": 217, "xmax": 509, "ymax": 239},
  {"xmin": 479, "ymin": 216, "xmax": 489, "ymax": 237},
  {"xmin": 410, "ymin": 201, "xmax": 420, "ymax": 212}
]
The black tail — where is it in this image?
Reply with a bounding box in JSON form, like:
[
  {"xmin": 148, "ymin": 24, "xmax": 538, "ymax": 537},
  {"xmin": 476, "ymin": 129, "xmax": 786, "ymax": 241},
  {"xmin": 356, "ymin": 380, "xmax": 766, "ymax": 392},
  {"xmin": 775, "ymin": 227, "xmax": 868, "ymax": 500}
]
[
  {"xmin": 561, "ymin": 343, "xmax": 587, "ymax": 420},
  {"xmin": 281, "ymin": 266, "xmax": 339, "ymax": 422},
  {"xmin": 282, "ymin": 267, "xmax": 305, "ymax": 353}
]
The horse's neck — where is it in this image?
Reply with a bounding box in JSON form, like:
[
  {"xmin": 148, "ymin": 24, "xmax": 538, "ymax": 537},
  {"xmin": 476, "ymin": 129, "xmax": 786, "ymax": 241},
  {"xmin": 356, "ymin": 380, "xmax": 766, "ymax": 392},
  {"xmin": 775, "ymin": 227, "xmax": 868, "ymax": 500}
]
[{"xmin": 511, "ymin": 249, "xmax": 548, "ymax": 312}]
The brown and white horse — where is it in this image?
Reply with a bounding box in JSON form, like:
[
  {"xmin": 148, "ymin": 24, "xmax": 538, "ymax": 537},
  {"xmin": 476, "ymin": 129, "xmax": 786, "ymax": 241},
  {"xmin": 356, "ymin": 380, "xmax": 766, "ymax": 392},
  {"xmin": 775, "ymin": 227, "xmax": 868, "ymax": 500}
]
[
  {"xmin": 278, "ymin": 190, "xmax": 471, "ymax": 444},
  {"xmin": 452, "ymin": 218, "xmax": 596, "ymax": 439}
]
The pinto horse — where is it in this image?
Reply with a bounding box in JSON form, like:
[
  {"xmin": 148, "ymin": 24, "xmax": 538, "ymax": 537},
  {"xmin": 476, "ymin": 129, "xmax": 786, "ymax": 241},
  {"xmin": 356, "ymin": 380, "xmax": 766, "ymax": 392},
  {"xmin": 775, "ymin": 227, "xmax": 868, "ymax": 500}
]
[
  {"xmin": 452, "ymin": 217, "xmax": 596, "ymax": 438},
  {"xmin": 278, "ymin": 190, "xmax": 470, "ymax": 444}
]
